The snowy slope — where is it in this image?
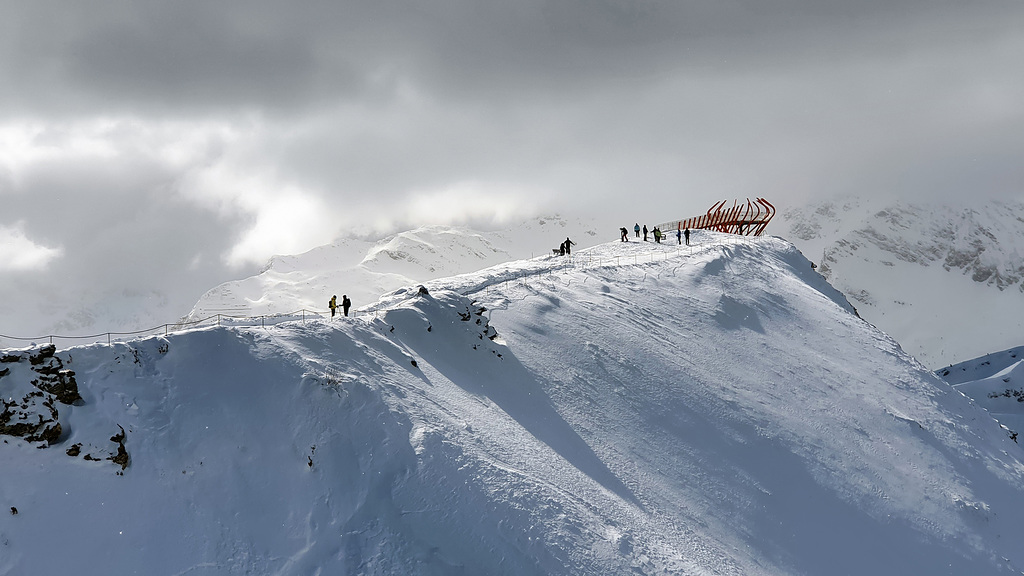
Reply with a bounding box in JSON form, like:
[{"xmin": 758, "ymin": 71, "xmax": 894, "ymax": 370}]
[
  {"xmin": 938, "ymin": 346, "xmax": 1024, "ymax": 444},
  {"xmin": 184, "ymin": 216, "xmax": 601, "ymax": 323},
  {"xmin": 778, "ymin": 196, "xmax": 1024, "ymax": 367},
  {"xmin": 3, "ymin": 232, "xmax": 1024, "ymax": 575}
]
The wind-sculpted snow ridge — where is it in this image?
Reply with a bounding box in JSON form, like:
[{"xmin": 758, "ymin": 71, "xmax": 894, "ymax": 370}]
[{"xmin": 3, "ymin": 233, "xmax": 1024, "ymax": 575}]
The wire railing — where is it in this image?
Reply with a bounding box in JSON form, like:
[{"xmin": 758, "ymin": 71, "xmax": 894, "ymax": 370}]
[{"xmin": 0, "ymin": 308, "xmax": 326, "ymax": 347}]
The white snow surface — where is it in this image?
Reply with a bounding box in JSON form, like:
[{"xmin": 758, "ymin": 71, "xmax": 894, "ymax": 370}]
[
  {"xmin": 184, "ymin": 216, "xmax": 601, "ymax": 324},
  {"xmin": 778, "ymin": 196, "xmax": 1024, "ymax": 368},
  {"xmin": 3, "ymin": 232, "xmax": 1024, "ymax": 575},
  {"xmin": 938, "ymin": 346, "xmax": 1024, "ymax": 445}
]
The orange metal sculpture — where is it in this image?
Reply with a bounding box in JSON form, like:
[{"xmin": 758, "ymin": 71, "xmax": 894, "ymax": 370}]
[{"xmin": 658, "ymin": 198, "xmax": 775, "ymax": 236}]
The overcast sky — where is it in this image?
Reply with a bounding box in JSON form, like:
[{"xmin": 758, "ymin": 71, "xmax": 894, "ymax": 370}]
[{"xmin": 2, "ymin": 0, "xmax": 1023, "ymax": 335}]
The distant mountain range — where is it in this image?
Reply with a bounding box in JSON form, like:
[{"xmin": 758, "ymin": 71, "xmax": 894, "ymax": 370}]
[{"xmin": 778, "ymin": 196, "xmax": 1024, "ymax": 367}]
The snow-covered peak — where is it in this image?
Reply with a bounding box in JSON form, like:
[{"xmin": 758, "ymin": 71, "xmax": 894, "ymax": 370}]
[
  {"xmin": 358, "ymin": 225, "xmax": 511, "ymax": 278},
  {"xmin": 185, "ymin": 216, "xmax": 602, "ymax": 323},
  {"xmin": 4, "ymin": 232, "xmax": 1024, "ymax": 574}
]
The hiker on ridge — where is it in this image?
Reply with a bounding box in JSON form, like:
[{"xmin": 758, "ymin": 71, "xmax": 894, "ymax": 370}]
[
  {"xmin": 620, "ymin": 227, "xmax": 629, "ymax": 242},
  {"xmin": 329, "ymin": 295, "xmax": 338, "ymax": 319},
  {"xmin": 564, "ymin": 237, "xmax": 576, "ymax": 255},
  {"xmin": 342, "ymin": 295, "xmax": 352, "ymax": 317},
  {"xmin": 634, "ymin": 223, "xmax": 640, "ymax": 238},
  {"xmin": 642, "ymin": 224, "xmax": 648, "ymax": 242}
]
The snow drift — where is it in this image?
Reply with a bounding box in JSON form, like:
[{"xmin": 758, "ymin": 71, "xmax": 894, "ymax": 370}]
[{"xmin": 3, "ymin": 233, "xmax": 1024, "ymax": 575}]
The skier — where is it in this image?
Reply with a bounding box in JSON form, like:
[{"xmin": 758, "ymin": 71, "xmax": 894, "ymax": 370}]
[
  {"xmin": 642, "ymin": 224, "xmax": 648, "ymax": 242},
  {"xmin": 634, "ymin": 223, "xmax": 640, "ymax": 238},
  {"xmin": 329, "ymin": 295, "xmax": 338, "ymax": 319},
  {"xmin": 620, "ymin": 227, "xmax": 629, "ymax": 242},
  {"xmin": 342, "ymin": 295, "xmax": 351, "ymax": 317},
  {"xmin": 564, "ymin": 237, "xmax": 576, "ymax": 255},
  {"xmin": 684, "ymin": 228, "xmax": 690, "ymax": 246}
]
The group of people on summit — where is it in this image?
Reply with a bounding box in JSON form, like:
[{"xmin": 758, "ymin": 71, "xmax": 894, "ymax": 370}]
[
  {"xmin": 620, "ymin": 223, "xmax": 690, "ymax": 245},
  {"xmin": 331, "ymin": 226, "xmax": 692, "ymax": 318}
]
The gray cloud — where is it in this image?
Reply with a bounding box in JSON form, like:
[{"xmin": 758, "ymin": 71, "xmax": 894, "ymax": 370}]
[{"xmin": 2, "ymin": 0, "xmax": 1023, "ymax": 335}]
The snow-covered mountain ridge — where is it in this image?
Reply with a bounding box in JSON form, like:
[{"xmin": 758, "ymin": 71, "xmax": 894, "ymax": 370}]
[
  {"xmin": 4, "ymin": 233, "xmax": 1024, "ymax": 575},
  {"xmin": 185, "ymin": 215, "xmax": 600, "ymax": 322},
  {"xmin": 937, "ymin": 345, "xmax": 1024, "ymax": 444},
  {"xmin": 779, "ymin": 196, "xmax": 1024, "ymax": 367}
]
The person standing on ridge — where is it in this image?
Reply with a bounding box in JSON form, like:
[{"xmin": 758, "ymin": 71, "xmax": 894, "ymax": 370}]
[
  {"xmin": 676, "ymin": 228, "xmax": 682, "ymax": 245},
  {"xmin": 620, "ymin": 227, "xmax": 629, "ymax": 242},
  {"xmin": 564, "ymin": 237, "xmax": 576, "ymax": 255},
  {"xmin": 654, "ymin": 227, "xmax": 662, "ymax": 243},
  {"xmin": 329, "ymin": 295, "xmax": 338, "ymax": 319},
  {"xmin": 634, "ymin": 223, "xmax": 640, "ymax": 238},
  {"xmin": 342, "ymin": 295, "xmax": 352, "ymax": 317},
  {"xmin": 642, "ymin": 224, "xmax": 648, "ymax": 242},
  {"xmin": 684, "ymin": 228, "xmax": 690, "ymax": 246}
]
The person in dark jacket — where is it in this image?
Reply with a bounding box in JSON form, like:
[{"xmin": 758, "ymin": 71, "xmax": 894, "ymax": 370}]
[
  {"xmin": 342, "ymin": 295, "xmax": 351, "ymax": 317},
  {"xmin": 564, "ymin": 237, "xmax": 576, "ymax": 255},
  {"xmin": 634, "ymin": 223, "xmax": 640, "ymax": 238},
  {"xmin": 620, "ymin": 227, "xmax": 629, "ymax": 242},
  {"xmin": 684, "ymin": 228, "xmax": 690, "ymax": 245},
  {"xmin": 642, "ymin": 225, "xmax": 648, "ymax": 242}
]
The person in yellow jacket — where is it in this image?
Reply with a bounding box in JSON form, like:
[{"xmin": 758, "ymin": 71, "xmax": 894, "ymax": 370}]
[{"xmin": 329, "ymin": 295, "xmax": 338, "ymax": 318}]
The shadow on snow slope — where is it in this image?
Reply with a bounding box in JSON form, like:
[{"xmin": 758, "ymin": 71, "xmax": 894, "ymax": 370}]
[{"xmin": 378, "ymin": 289, "xmax": 641, "ymax": 508}]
